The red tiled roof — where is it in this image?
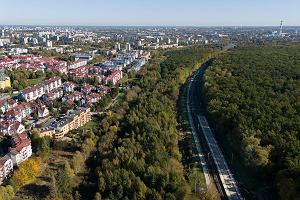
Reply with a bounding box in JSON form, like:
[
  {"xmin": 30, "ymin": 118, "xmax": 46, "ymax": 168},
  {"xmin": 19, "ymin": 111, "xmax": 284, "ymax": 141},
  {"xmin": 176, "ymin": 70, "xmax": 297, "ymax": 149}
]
[{"xmin": 9, "ymin": 133, "xmax": 31, "ymax": 153}]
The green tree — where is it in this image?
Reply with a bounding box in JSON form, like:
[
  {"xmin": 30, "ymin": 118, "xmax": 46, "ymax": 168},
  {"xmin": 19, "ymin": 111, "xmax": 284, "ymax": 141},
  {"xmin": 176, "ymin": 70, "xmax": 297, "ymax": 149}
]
[
  {"xmin": 72, "ymin": 151, "xmax": 85, "ymax": 173},
  {"xmin": 56, "ymin": 168, "xmax": 72, "ymax": 197},
  {"xmin": 49, "ymin": 174, "xmax": 57, "ymax": 200}
]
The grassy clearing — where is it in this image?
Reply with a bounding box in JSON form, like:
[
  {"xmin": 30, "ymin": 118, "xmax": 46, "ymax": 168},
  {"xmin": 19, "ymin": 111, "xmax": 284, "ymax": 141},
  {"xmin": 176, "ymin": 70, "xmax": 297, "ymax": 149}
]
[
  {"xmin": 80, "ymin": 120, "xmax": 98, "ymax": 130},
  {"xmin": 28, "ymin": 77, "xmax": 46, "ymax": 86}
]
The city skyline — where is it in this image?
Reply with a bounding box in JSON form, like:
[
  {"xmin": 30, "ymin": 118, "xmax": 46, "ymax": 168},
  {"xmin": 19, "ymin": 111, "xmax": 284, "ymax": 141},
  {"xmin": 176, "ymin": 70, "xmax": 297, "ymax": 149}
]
[{"xmin": 1, "ymin": 0, "xmax": 300, "ymax": 26}]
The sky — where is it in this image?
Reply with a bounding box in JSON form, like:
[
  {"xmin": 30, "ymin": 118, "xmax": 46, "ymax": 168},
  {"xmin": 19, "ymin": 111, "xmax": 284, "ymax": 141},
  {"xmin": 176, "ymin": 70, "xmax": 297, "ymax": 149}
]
[{"xmin": 0, "ymin": 0, "xmax": 300, "ymax": 26}]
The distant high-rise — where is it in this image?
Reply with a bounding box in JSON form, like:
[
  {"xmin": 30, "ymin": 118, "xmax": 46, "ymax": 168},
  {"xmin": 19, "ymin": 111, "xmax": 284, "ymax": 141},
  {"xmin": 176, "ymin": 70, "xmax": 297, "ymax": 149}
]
[
  {"xmin": 21, "ymin": 37, "xmax": 29, "ymax": 44},
  {"xmin": 46, "ymin": 40, "xmax": 52, "ymax": 48},
  {"xmin": 115, "ymin": 42, "xmax": 121, "ymax": 51},
  {"xmin": 167, "ymin": 38, "xmax": 171, "ymax": 44},
  {"xmin": 32, "ymin": 38, "xmax": 38, "ymax": 45},
  {"xmin": 176, "ymin": 38, "xmax": 179, "ymax": 44},
  {"xmin": 156, "ymin": 38, "xmax": 160, "ymax": 44},
  {"xmin": 125, "ymin": 43, "xmax": 131, "ymax": 51},
  {"xmin": 0, "ymin": 30, "xmax": 4, "ymax": 38},
  {"xmin": 279, "ymin": 20, "xmax": 283, "ymax": 36},
  {"xmin": 137, "ymin": 40, "xmax": 142, "ymax": 47}
]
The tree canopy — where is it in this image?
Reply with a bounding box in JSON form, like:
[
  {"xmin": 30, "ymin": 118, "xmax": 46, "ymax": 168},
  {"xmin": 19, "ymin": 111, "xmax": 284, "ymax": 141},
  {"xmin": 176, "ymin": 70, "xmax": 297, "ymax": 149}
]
[
  {"xmin": 91, "ymin": 46, "xmax": 216, "ymax": 199},
  {"xmin": 203, "ymin": 44, "xmax": 300, "ymax": 199}
]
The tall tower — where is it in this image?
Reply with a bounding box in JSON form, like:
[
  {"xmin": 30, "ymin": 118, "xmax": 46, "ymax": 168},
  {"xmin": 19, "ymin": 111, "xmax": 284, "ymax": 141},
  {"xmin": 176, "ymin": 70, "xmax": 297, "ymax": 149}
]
[{"xmin": 279, "ymin": 20, "xmax": 283, "ymax": 36}]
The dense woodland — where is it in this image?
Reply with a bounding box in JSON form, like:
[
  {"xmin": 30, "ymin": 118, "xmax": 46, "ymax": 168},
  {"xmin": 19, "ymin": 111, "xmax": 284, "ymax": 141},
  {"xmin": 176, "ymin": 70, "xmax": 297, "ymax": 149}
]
[
  {"xmin": 203, "ymin": 45, "xmax": 300, "ymax": 199},
  {"xmin": 90, "ymin": 47, "xmax": 216, "ymax": 200}
]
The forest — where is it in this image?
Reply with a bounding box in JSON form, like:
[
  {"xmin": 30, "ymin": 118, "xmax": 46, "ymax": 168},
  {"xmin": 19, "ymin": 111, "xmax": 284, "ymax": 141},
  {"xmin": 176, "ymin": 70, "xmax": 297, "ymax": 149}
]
[
  {"xmin": 203, "ymin": 45, "xmax": 300, "ymax": 199},
  {"xmin": 90, "ymin": 46, "xmax": 216, "ymax": 200}
]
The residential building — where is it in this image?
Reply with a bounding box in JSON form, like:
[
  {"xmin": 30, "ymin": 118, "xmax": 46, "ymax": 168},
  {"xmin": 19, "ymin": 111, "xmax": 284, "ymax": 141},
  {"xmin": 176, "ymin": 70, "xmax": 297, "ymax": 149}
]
[
  {"xmin": 63, "ymin": 82, "xmax": 76, "ymax": 93},
  {"xmin": 46, "ymin": 40, "xmax": 52, "ymax": 48},
  {"xmin": 103, "ymin": 70, "xmax": 123, "ymax": 85},
  {"xmin": 38, "ymin": 105, "xmax": 49, "ymax": 118},
  {"xmin": 68, "ymin": 59, "xmax": 87, "ymax": 70},
  {"xmin": 125, "ymin": 43, "xmax": 131, "ymax": 51},
  {"xmin": 4, "ymin": 102, "xmax": 34, "ymax": 122},
  {"xmin": 8, "ymin": 133, "xmax": 32, "ymax": 166},
  {"xmin": 54, "ymin": 107, "xmax": 92, "ymax": 139},
  {"xmin": 0, "ymin": 121, "xmax": 25, "ymax": 136},
  {"xmin": 115, "ymin": 42, "xmax": 121, "ymax": 51},
  {"xmin": 0, "ymin": 97, "xmax": 18, "ymax": 114},
  {"xmin": 21, "ymin": 76, "xmax": 62, "ymax": 102}
]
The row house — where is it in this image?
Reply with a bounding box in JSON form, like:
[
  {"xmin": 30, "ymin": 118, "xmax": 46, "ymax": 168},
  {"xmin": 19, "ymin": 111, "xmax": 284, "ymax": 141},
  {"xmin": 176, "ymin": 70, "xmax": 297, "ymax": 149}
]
[
  {"xmin": 63, "ymin": 82, "xmax": 76, "ymax": 93},
  {"xmin": 80, "ymin": 94, "xmax": 102, "ymax": 107},
  {"xmin": 8, "ymin": 133, "xmax": 32, "ymax": 166},
  {"xmin": 4, "ymin": 102, "xmax": 34, "ymax": 122},
  {"xmin": 96, "ymin": 85, "xmax": 111, "ymax": 94},
  {"xmin": 0, "ymin": 58, "xmax": 19, "ymax": 70},
  {"xmin": 0, "ymin": 155, "xmax": 13, "ymax": 185},
  {"xmin": 43, "ymin": 76, "xmax": 62, "ymax": 93},
  {"xmin": 42, "ymin": 88, "xmax": 63, "ymax": 102},
  {"xmin": 62, "ymin": 91, "xmax": 83, "ymax": 104},
  {"xmin": 0, "ymin": 121, "xmax": 25, "ymax": 136},
  {"xmin": 46, "ymin": 64, "xmax": 68, "ymax": 74},
  {"xmin": 81, "ymin": 83, "xmax": 96, "ymax": 94},
  {"xmin": 0, "ymin": 97, "xmax": 18, "ymax": 114},
  {"xmin": 68, "ymin": 59, "xmax": 88, "ymax": 70},
  {"xmin": 21, "ymin": 76, "xmax": 62, "ymax": 102},
  {"xmin": 21, "ymin": 85, "xmax": 45, "ymax": 102},
  {"xmin": 19, "ymin": 63, "xmax": 44, "ymax": 72},
  {"xmin": 69, "ymin": 66, "xmax": 103, "ymax": 81},
  {"xmin": 103, "ymin": 70, "xmax": 123, "ymax": 85}
]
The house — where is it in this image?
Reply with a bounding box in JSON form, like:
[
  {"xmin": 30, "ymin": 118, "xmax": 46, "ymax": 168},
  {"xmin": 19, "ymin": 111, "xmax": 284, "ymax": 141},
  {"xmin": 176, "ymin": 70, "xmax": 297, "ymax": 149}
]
[
  {"xmin": 103, "ymin": 70, "xmax": 123, "ymax": 85},
  {"xmin": 21, "ymin": 85, "xmax": 45, "ymax": 102},
  {"xmin": 63, "ymin": 82, "xmax": 75, "ymax": 93},
  {"xmin": 42, "ymin": 88, "xmax": 63, "ymax": 101},
  {"xmin": 4, "ymin": 102, "xmax": 33, "ymax": 122},
  {"xmin": 0, "ymin": 97, "xmax": 18, "ymax": 113},
  {"xmin": 69, "ymin": 66, "xmax": 103, "ymax": 82},
  {"xmin": 0, "ymin": 121, "xmax": 25, "ymax": 136},
  {"xmin": 0, "ymin": 155, "xmax": 14, "ymax": 185},
  {"xmin": 21, "ymin": 76, "xmax": 62, "ymax": 102},
  {"xmin": 8, "ymin": 133, "xmax": 32, "ymax": 166},
  {"xmin": 68, "ymin": 59, "xmax": 87, "ymax": 70},
  {"xmin": 43, "ymin": 76, "xmax": 62, "ymax": 93},
  {"xmin": 38, "ymin": 105, "xmax": 49, "ymax": 118},
  {"xmin": 96, "ymin": 85, "xmax": 111, "ymax": 94},
  {"xmin": 0, "ymin": 58, "xmax": 19, "ymax": 69},
  {"xmin": 80, "ymin": 83, "xmax": 96, "ymax": 94}
]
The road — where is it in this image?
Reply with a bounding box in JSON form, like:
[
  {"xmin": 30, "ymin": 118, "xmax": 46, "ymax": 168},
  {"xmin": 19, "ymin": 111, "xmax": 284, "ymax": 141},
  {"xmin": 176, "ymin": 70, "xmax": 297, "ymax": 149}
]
[{"xmin": 187, "ymin": 60, "xmax": 244, "ymax": 200}]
